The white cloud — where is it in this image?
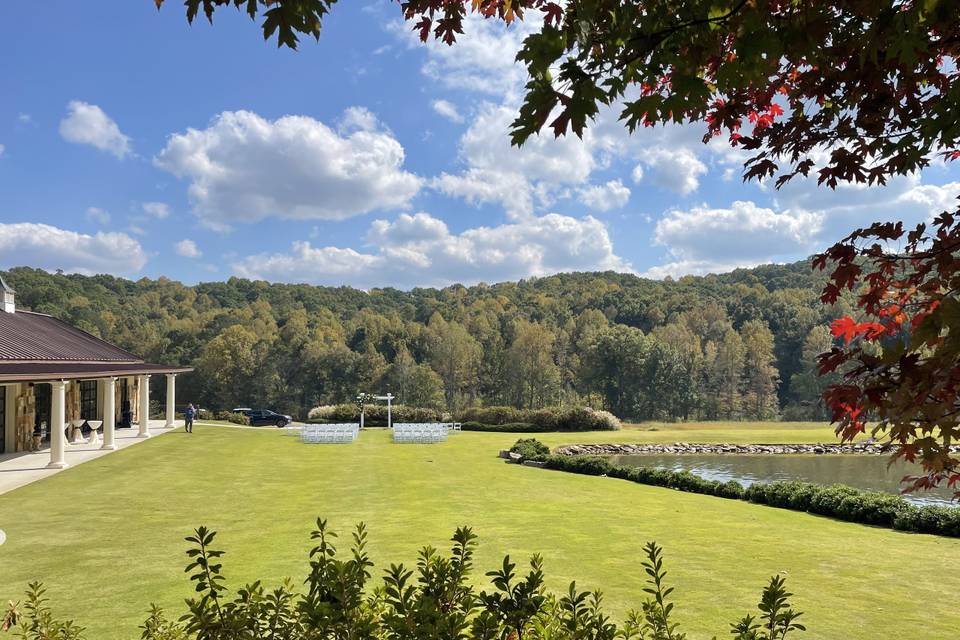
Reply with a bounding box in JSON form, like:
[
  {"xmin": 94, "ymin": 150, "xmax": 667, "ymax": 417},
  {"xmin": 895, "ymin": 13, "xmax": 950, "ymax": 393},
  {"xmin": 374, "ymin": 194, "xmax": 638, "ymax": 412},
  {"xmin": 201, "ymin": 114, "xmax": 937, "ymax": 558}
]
[
  {"xmin": 18, "ymin": 113, "xmax": 32, "ymax": 124},
  {"xmin": 0, "ymin": 222, "xmax": 146, "ymax": 275},
  {"xmin": 432, "ymin": 99, "xmax": 464, "ymax": 123},
  {"xmin": 85, "ymin": 206, "xmax": 110, "ymax": 225},
  {"xmin": 175, "ymin": 239, "xmax": 202, "ymax": 258},
  {"xmin": 645, "ymin": 176, "xmax": 960, "ymax": 279},
  {"xmin": 0, "ymin": 143, "xmax": 4, "ymax": 157},
  {"xmin": 434, "ymin": 102, "xmax": 600, "ymax": 217},
  {"xmin": 636, "ymin": 147, "xmax": 708, "ymax": 195},
  {"xmin": 577, "ymin": 180, "xmax": 631, "ymax": 212},
  {"xmin": 646, "ymin": 201, "xmax": 822, "ymax": 278},
  {"xmin": 155, "ymin": 110, "xmax": 422, "ymax": 229},
  {"xmin": 396, "ymin": 13, "xmax": 541, "ymax": 101},
  {"xmin": 233, "ymin": 211, "xmax": 631, "ymax": 289},
  {"xmin": 142, "ymin": 201, "xmax": 170, "ymax": 219},
  {"xmin": 432, "ymin": 168, "xmax": 534, "ymax": 219},
  {"xmin": 631, "ymin": 164, "xmax": 644, "ymax": 183},
  {"xmin": 338, "ymin": 106, "xmax": 379, "ymax": 133},
  {"xmin": 59, "ymin": 101, "xmax": 131, "ymax": 159}
]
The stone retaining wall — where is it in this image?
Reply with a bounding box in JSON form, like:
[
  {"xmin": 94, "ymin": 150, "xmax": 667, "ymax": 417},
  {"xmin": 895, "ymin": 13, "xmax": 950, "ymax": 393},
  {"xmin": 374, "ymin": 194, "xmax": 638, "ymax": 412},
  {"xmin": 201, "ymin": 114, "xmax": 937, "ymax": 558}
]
[{"xmin": 555, "ymin": 442, "xmax": 960, "ymax": 456}]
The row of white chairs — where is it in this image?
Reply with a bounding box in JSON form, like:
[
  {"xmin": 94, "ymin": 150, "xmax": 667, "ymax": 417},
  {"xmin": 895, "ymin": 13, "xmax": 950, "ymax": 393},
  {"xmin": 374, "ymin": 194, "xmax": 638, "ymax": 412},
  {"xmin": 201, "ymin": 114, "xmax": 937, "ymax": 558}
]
[
  {"xmin": 392, "ymin": 423, "xmax": 453, "ymax": 444},
  {"xmin": 301, "ymin": 423, "xmax": 359, "ymax": 444}
]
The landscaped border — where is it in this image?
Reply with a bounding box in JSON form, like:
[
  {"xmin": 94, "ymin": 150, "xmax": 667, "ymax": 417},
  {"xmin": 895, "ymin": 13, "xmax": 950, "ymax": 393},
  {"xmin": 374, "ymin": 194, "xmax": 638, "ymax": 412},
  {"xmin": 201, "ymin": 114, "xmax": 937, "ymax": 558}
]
[{"xmin": 519, "ymin": 453, "xmax": 960, "ymax": 538}]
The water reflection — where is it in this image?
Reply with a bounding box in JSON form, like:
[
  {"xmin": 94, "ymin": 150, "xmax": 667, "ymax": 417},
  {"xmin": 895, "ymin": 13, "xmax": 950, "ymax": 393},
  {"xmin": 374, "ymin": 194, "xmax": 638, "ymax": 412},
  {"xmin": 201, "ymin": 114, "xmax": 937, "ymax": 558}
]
[{"xmin": 611, "ymin": 453, "xmax": 958, "ymax": 506}]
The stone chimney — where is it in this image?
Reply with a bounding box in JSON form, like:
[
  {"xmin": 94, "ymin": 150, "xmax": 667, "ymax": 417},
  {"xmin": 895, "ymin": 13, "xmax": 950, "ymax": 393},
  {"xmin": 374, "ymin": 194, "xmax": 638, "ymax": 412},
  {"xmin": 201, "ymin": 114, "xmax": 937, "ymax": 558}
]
[{"xmin": 0, "ymin": 275, "xmax": 15, "ymax": 313}]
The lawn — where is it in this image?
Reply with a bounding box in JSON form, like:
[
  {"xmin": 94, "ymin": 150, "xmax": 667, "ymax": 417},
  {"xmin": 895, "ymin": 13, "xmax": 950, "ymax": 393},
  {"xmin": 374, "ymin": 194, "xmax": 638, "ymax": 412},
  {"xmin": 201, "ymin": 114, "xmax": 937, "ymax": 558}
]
[{"xmin": 0, "ymin": 423, "xmax": 956, "ymax": 639}]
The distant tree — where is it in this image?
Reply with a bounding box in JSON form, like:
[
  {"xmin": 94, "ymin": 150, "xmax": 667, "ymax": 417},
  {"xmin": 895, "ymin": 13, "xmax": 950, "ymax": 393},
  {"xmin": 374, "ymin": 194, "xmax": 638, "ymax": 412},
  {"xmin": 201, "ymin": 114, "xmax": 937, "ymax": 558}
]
[
  {"xmin": 787, "ymin": 325, "xmax": 837, "ymax": 421},
  {"xmin": 198, "ymin": 324, "xmax": 260, "ymax": 409},
  {"xmin": 741, "ymin": 320, "xmax": 779, "ymax": 420},
  {"xmin": 504, "ymin": 319, "xmax": 560, "ymax": 409},
  {"xmin": 584, "ymin": 325, "xmax": 649, "ymax": 417},
  {"xmin": 426, "ymin": 313, "xmax": 481, "ymax": 410},
  {"xmin": 406, "ymin": 363, "xmax": 446, "ymax": 409},
  {"xmin": 713, "ymin": 329, "xmax": 745, "ymax": 420}
]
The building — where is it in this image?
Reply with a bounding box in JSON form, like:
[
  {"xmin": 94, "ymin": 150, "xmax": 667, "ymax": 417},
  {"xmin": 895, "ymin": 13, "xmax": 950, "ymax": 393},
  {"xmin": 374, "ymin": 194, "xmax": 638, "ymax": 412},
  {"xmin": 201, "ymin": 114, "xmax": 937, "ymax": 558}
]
[{"xmin": 0, "ymin": 275, "xmax": 192, "ymax": 468}]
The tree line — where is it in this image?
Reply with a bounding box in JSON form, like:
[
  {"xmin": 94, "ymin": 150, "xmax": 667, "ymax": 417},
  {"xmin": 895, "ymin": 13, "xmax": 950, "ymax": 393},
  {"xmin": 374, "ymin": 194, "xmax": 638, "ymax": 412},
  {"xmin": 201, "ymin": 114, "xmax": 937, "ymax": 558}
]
[{"xmin": 2, "ymin": 263, "xmax": 848, "ymax": 421}]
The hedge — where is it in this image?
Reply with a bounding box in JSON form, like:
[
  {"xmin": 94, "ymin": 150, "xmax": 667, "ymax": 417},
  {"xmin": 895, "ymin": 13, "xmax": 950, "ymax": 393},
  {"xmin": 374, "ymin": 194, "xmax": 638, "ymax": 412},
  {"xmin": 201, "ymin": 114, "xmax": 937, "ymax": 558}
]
[
  {"xmin": 457, "ymin": 406, "xmax": 620, "ymax": 431},
  {"xmin": 537, "ymin": 453, "xmax": 960, "ymax": 537},
  {"xmin": 307, "ymin": 404, "xmax": 447, "ymax": 425},
  {"xmin": 461, "ymin": 422, "xmax": 552, "ymax": 433},
  {"xmin": 215, "ymin": 411, "xmax": 250, "ymax": 426}
]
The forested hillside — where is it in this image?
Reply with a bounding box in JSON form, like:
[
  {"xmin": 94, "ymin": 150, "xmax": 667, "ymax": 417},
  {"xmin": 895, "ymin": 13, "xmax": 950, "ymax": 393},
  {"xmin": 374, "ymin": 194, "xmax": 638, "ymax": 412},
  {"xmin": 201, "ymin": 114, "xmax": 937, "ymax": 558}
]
[{"xmin": 1, "ymin": 263, "xmax": 848, "ymax": 421}]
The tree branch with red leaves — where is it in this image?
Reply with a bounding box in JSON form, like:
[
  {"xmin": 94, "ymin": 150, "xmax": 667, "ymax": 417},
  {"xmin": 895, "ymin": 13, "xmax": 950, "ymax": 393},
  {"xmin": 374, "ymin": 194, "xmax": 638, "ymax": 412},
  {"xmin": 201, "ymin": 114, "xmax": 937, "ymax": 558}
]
[{"xmin": 814, "ymin": 204, "xmax": 960, "ymax": 496}]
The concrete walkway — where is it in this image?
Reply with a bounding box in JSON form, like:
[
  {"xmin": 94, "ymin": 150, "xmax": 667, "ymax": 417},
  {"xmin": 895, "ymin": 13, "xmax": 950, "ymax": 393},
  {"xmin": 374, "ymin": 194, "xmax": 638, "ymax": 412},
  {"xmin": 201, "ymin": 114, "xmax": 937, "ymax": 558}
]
[{"xmin": 0, "ymin": 420, "xmax": 179, "ymax": 496}]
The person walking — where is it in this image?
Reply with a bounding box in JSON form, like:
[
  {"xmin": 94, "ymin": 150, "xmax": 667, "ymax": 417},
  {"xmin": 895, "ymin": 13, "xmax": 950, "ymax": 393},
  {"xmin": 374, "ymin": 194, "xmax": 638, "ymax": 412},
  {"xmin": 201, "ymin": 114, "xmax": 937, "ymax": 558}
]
[{"xmin": 184, "ymin": 403, "xmax": 196, "ymax": 433}]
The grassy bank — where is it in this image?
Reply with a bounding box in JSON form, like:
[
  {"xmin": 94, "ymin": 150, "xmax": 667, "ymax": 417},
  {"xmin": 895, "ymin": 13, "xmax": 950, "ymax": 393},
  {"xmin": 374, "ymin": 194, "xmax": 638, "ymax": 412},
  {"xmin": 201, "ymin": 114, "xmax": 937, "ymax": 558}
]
[{"xmin": 0, "ymin": 423, "xmax": 955, "ymax": 639}]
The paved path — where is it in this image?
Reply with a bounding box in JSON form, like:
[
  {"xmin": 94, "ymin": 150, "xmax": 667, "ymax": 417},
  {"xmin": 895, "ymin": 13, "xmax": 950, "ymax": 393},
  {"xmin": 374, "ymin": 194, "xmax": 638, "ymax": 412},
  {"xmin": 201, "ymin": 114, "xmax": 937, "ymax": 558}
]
[{"xmin": 0, "ymin": 420, "xmax": 179, "ymax": 495}]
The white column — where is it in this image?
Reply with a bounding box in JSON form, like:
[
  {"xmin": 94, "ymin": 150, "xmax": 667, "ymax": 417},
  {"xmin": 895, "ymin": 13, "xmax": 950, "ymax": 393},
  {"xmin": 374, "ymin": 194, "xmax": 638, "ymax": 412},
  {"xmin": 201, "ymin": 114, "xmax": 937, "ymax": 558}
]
[
  {"xmin": 387, "ymin": 394, "xmax": 393, "ymax": 429},
  {"xmin": 165, "ymin": 374, "xmax": 176, "ymax": 428},
  {"xmin": 48, "ymin": 380, "xmax": 68, "ymax": 469},
  {"xmin": 138, "ymin": 374, "xmax": 151, "ymax": 438},
  {"xmin": 102, "ymin": 377, "xmax": 116, "ymax": 450}
]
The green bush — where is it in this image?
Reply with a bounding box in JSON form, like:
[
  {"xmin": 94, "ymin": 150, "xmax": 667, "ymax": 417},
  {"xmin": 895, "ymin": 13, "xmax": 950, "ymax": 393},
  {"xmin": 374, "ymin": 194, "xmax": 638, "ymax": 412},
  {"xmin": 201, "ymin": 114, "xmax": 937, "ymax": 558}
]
[
  {"xmin": 214, "ymin": 411, "xmax": 250, "ymax": 426},
  {"xmin": 461, "ymin": 421, "xmax": 549, "ymax": 433},
  {"xmin": 540, "ymin": 455, "xmax": 960, "ymax": 538},
  {"xmin": 3, "ymin": 519, "xmax": 806, "ymax": 640},
  {"xmin": 307, "ymin": 404, "xmax": 447, "ymax": 425},
  {"xmin": 509, "ymin": 438, "xmax": 551, "ymax": 460},
  {"xmin": 457, "ymin": 406, "xmax": 620, "ymax": 431}
]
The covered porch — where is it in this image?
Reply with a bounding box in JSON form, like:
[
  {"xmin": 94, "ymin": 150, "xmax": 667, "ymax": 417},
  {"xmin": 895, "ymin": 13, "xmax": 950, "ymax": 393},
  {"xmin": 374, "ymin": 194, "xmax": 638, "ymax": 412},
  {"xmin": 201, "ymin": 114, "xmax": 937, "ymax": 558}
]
[
  {"xmin": 1, "ymin": 365, "xmax": 192, "ymax": 472},
  {"xmin": 0, "ymin": 418, "xmax": 178, "ymax": 495}
]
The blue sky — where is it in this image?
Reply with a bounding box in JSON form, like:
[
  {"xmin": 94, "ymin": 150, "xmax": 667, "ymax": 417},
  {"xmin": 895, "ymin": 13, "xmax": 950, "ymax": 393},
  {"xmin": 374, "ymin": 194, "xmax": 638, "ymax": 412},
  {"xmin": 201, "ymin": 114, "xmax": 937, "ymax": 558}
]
[{"xmin": 2, "ymin": 2, "xmax": 958, "ymax": 289}]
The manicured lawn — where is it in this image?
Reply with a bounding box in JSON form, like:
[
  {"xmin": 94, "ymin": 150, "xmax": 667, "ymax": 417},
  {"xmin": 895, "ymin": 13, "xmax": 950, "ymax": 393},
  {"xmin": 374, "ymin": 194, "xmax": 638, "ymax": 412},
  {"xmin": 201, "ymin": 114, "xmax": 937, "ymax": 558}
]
[{"xmin": 0, "ymin": 423, "xmax": 956, "ymax": 639}]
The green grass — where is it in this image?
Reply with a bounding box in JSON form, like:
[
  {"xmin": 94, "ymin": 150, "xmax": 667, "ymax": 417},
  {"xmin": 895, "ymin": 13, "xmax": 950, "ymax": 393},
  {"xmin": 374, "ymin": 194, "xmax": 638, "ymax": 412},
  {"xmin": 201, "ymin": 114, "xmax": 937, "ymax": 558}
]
[{"xmin": 0, "ymin": 423, "xmax": 956, "ymax": 639}]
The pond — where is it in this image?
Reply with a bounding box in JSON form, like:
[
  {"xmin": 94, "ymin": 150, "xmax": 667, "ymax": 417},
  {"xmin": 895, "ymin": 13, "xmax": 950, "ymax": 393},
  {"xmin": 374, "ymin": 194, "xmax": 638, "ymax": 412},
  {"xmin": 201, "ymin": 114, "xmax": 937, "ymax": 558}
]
[{"xmin": 611, "ymin": 453, "xmax": 959, "ymax": 506}]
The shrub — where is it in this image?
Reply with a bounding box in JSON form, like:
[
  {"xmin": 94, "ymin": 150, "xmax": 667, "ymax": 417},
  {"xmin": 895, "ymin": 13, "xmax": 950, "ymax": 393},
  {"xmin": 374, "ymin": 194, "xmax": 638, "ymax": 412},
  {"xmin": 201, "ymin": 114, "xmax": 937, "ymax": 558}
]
[
  {"xmin": 456, "ymin": 406, "xmax": 620, "ymax": 431},
  {"xmin": 3, "ymin": 520, "xmax": 806, "ymax": 640},
  {"xmin": 307, "ymin": 404, "xmax": 447, "ymax": 425},
  {"xmin": 509, "ymin": 438, "xmax": 551, "ymax": 460},
  {"xmin": 461, "ymin": 422, "xmax": 549, "ymax": 433},
  {"xmin": 214, "ymin": 411, "xmax": 250, "ymax": 426},
  {"xmin": 540, "ymin": 455, "xmax": 960, "ymax": 537}
]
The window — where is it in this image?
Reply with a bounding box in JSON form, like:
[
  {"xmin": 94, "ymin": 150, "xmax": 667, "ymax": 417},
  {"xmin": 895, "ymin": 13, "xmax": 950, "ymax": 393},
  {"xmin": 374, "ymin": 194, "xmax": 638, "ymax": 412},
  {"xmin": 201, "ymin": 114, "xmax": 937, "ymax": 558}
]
[{"xmin": 80, "ymin": 380, "xmax": 98, "ymax": 420}]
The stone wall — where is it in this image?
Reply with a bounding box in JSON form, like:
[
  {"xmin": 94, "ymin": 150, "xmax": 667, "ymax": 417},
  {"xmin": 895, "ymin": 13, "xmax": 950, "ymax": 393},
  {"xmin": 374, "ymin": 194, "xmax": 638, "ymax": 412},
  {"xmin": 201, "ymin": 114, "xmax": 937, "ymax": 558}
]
[
  {"xmin": 14, "ymin": 384, "xmax": 35, "ymax": 452},
  {"xmin": 65, "ymin": 381, "xmax": 81, "ymax": 425}
]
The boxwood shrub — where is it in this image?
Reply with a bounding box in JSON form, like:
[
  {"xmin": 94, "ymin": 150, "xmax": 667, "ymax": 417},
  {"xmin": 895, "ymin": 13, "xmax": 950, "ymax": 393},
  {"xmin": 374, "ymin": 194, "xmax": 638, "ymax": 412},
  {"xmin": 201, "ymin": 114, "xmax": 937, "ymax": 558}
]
[
  {"xmin": 509, "ymin": 438, "xmax": 551, "ymax": 460},
  {"xmin": 539, "ymin": 454, "xmax": 960, "ymax": 538}
]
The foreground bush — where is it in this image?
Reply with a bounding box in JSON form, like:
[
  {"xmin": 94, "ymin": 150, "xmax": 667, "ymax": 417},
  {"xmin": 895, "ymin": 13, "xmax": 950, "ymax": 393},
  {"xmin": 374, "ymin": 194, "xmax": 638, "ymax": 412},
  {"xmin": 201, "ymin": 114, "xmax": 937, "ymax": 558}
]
[
  {"xmin": 214, "ymin": 411, "xmax": 250, "ymax": 426},
  {"xmin": 307, "ymin": 404, "xmax": 447, "ymax": 425},
  {"xmin": 542, "ymin": 456, "xmax": 960, "ymax": 538},
  {"xmin": 458, "ymin": 406, "xmax": 621, "ymax": 431},
  {"xmin": 2, "ymin": 520, "xmax": 805, "ymax": 640}
]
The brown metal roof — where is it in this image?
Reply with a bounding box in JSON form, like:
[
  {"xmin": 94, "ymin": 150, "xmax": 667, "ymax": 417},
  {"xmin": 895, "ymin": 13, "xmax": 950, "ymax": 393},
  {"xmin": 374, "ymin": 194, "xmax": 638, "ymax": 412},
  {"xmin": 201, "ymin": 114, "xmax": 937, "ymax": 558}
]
[
  {"xmin": 0, "ymin": 310, "xmax": 141, "ymax": 362},
  {"xmin": 0, "ymin": 362, "xmax": 193, "ymax": 383}
]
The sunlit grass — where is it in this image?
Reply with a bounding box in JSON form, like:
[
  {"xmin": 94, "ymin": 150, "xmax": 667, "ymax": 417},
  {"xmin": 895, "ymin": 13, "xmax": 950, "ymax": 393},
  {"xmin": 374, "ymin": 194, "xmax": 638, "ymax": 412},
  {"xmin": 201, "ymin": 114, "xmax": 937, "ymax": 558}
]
[{"xmin": 0, "ymin": 423, "xmax": 954, "ymax": 640}]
